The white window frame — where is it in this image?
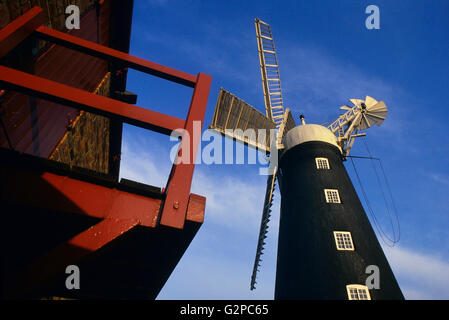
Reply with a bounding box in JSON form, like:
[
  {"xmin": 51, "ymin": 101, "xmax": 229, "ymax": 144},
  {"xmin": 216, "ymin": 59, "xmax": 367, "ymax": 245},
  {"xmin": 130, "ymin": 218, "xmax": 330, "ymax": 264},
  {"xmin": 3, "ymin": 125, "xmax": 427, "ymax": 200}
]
[
  {"xmin": 324, "ymin": 189, "xmax": 341, "ymax": 203},
  {"xmin": 315, "ymin": 157, "xmax": 330, "ymax": 170},
  {"xmin": 346, "ymin": 284, "xmax": 371, "ymax": 300},
  {"xmin": 333, "ymin": 231, "xmax": 355, "ymax": 251}
]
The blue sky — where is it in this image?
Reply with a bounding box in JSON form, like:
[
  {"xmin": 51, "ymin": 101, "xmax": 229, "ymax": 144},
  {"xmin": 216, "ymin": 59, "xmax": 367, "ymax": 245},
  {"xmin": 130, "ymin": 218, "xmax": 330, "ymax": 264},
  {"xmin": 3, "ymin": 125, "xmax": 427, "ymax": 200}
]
[{"xmin": 119, "ymin": 0, "xmax": 449, "ymax": 299}]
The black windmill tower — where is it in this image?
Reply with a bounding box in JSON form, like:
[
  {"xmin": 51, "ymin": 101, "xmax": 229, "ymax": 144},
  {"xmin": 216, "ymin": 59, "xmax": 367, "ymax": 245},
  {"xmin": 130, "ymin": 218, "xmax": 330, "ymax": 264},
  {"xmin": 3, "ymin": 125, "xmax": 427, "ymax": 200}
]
[{"xmin": 209, "ymin": 19, "xmax": 404, "ymax": 300}]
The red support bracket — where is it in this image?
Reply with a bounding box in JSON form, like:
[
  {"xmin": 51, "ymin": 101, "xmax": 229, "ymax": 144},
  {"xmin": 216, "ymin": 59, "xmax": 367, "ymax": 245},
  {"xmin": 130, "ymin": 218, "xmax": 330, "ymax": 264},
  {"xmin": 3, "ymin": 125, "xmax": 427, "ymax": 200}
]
[
  {"xmin": 33, "ymin": 25, "xmax": 197, "ymax": 87},
  {"xmin": 0, "ymin": 164, "xmax": 162, "ymax": 227},
  {"xmin": 0, "ymin": 150, "xmax": 207, "ymax": 298},
  {"xmin": 0, "ymin": 4, "xmax": 212, "ymax": 299},
  {"xmin": 0, "ymin": 7, "xmax": 211, "ymax": 233},
  {"xmin": 161, "ymin": 73, "xmax": 212, "ymax": 229},
  {"xmin": 0, "ymin": 65, "xmax": 186, "ymax": 136},
  {"xmin": 0, "ymin": 7, "xmax": 45, "ymax": 59}
]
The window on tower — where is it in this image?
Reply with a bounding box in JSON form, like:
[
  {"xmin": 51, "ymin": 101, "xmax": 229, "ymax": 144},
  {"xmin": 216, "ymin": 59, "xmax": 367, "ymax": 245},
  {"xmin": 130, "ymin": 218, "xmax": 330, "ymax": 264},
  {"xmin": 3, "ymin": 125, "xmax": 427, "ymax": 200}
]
[
  {"xmin": 333, "ymin": 231, "xmax": 354, "ymax": 251},
  {"xmin": 315, "ymin": 157, "xmax": 330, "ymax": 169},
  {"xmin": 324, "ymin": 189, "xmax": 341, "ymax": 203},
  {"xmin": 346, "ymin": 285, "xmax": 371, "ymax": 300}
]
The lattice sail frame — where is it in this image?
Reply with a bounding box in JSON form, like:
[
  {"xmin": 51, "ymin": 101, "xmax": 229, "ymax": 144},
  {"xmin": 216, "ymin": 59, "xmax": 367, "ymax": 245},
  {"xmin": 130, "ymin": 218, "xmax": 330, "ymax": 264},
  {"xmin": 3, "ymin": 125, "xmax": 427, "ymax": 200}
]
[
  {"xmin": 209, "ymin": 88, "xmax": 276, "ymax": 152},
  {"xmin": 255, "ymin": 19, "xmax": 285, "ymax": 128},
  {"xmin": 210, "ymin": 18, "xmax": 299, "ymax": 291}
]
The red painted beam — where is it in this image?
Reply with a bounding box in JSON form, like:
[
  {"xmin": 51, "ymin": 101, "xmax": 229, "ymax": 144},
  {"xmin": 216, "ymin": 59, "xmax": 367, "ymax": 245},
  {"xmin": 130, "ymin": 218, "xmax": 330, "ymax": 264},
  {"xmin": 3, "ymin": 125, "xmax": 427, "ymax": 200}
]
[
  {"xmin": 1, "ymin": 166, "xmax": 161, "ymax": 227},
  {"xmin": 1, "ymin": 164, "xmax": 207, "ymax": 298},
  {"xmin": 0, "ymin": 6, "xmax": 45, "ymax": 59},
  {"xmin": 186, "ymin": 194, "xmax": 206, "ymax": 223},
  {"xmin": 34, "ymin": 25, "xmax": 197, "ymax": 88},
  {"xmin": 3, "ymin": 191, "xmax": 206, "ymax": 298},
  {"xmin": 0, "ymin": 6, "xmax": 212, "ymax": 274},
  {"xmin": 0, "ymin": 66, "xmax": 185, "ymax": 135},
  {"xmin": 160, "ymin": 72, "xmax": 212, "ymax": 229}
]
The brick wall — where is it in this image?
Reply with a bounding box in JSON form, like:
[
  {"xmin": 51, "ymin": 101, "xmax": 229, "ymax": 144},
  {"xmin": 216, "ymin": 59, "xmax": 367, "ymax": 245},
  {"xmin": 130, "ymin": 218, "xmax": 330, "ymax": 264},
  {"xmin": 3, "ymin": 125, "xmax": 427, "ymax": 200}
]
[{"xmin": 49, "ymin": 73, "xmax": 111, "ymax": 173}]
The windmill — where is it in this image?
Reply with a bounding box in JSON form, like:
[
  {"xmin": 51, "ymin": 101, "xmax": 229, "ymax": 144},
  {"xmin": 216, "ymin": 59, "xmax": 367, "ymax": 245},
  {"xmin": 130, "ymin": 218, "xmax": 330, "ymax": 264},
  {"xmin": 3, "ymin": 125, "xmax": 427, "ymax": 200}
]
[{"xmin": 209, "ymin": 19, "xmax": 403, "ymax": 300}]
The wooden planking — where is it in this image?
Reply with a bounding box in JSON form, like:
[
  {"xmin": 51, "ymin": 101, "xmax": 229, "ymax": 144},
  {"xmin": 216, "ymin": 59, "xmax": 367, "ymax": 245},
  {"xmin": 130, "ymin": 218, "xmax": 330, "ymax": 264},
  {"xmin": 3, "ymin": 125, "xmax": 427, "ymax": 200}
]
[{"xmin": 209, "ymin": 88, "xmax": 276, "ymax": 151}]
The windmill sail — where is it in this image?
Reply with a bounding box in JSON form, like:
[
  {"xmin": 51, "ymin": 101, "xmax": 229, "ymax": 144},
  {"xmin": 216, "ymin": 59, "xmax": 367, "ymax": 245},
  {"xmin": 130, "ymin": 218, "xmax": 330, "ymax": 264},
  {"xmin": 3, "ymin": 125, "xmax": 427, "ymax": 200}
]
[
  {"xmin": 210, "ymin": 20, "xmax": 292, "ymax": 291},
  {"xmin": 209, "ymin": 88, "xmax": 276, "ymax": 152},
  {"xmin": 328, "ymin": 96, "xmax": 388, "ymax": 157},
  {"xmin": 276, "ymin": 108, "xmax": 296, "ymax": 149},
  {"xmin": 250, "ymin": 19, "xmax": 290, "ymax": 291},
  {"xmin": 360, "ymin": 97, "xmax": 387, "ymax": 130},
  {"xmin": 250, "ymin": 168, "xmax": 277, "ymax": 290},
  {"xmin": 255, "ymin": 19, "xmax": 285, "ymax": 128}
]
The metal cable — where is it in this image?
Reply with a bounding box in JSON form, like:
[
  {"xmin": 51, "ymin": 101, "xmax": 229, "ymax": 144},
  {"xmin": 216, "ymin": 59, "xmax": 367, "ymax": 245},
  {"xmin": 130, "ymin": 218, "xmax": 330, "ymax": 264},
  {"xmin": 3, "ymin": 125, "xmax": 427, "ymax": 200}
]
[
  {"xmin": 361, "ymin": 139, "xmax": 397, "ymax": 244},
  {"xmin": 362, "ymin": 138, "xmax": 401, "ymax": 244},
  {"xmin": 349, "ymin": 150, "xmax": 400, "ymax": 247}
]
